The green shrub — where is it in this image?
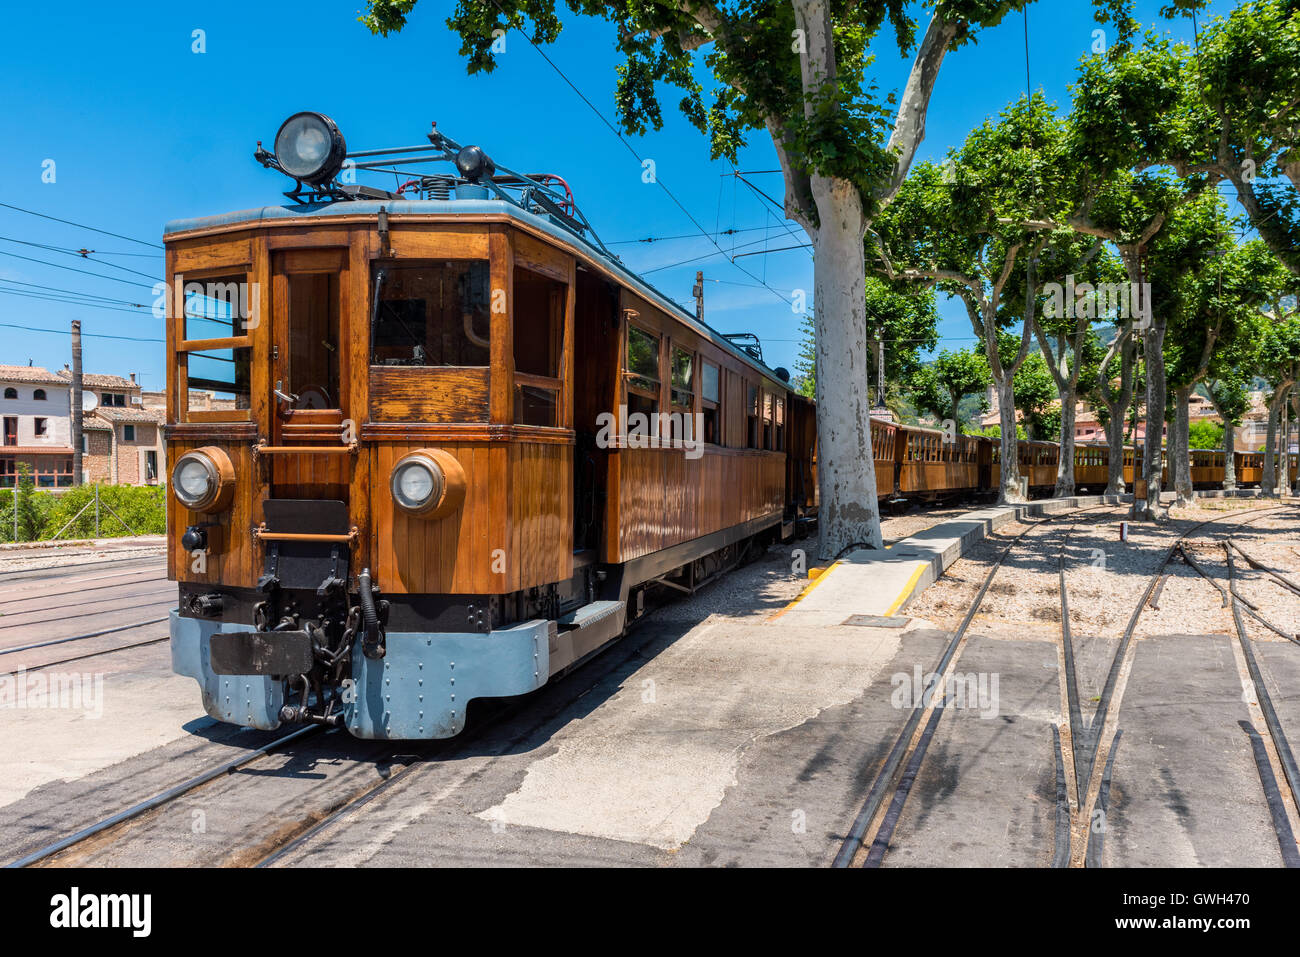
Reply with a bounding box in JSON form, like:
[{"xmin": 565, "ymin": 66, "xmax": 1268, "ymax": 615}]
[{"xmin": 41, "ymin": 484, "xmax": 167, "ymax": 540}]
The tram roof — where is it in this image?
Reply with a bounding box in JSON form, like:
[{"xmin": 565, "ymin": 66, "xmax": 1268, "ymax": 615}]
[{"xmin": 165, "ymin": 199, "xmax": 792, "ymax": 390}]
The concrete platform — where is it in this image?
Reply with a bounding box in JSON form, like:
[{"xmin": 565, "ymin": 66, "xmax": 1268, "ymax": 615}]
[{"xmin": 774, "ymin": 495, "xmax": 1124, "ymax": 628}]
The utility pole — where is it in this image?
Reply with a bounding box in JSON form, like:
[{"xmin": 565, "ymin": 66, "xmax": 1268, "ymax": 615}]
[
  {"xmin": 693, "ymin": 271, "xmax": 704, "ymax": 320},
  {"xmin": 71, "ymin": 320, "xmax": 83, "ymax": 485}
]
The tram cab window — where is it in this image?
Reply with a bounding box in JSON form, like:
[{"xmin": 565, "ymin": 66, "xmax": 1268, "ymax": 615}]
[
  {"xmin": 286, "ymin": 272, "xmax": 340, "ymax": 410},
  {"xmin": 626, "ymin": 326, "xmax": 660, "ymax": 421},
  {"xmin": 182, "ymin": 274, "xmax": 252, "ymax": 341},
  {"xmin": 747, "ymin": 384, "xmax": 760, "ymax": 449},
  {"xmin": 370, "ymin": 261, "xmax": 490, "ymax": 367},
  {"xmin": 701, "ymin": 360, "xmax": 720, "ymax": 445},
  {"xmin": 759, "ymin": 390, "xmax": 769, "ymax": 449},
  {"xmin": 774, "ymin": 395, "xmax": 785, "ymax": 451},
  {"xmin": 186, "ymin": 346, "xmax": 252, "ymax": 409}
]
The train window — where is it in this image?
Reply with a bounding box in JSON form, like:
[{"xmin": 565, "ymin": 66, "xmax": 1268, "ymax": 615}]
[
  {"xmin": 182, "ymin": 273, "xmax": 251, "ymax": 340},
  {"xmin": 286, "ymin": 272, "xmax": 340, "ymax": 410},
  {"xmin": 671, "ymin": 348, "xmax": 693, "ymax": 409},
  {"xmin": 185, "ymin": 345, "xmax": 252, "ymax": 410},
  {"xmin": 370, "ymin": 260, "xmax": 490, "ymax": 367},
  {"xmin": 747, "ymin": 384, "xmax": 760, "ymax": 449},
  {"xmin": 761, "ymin": 392, "xmax": 772, "ymax": 449},
  {"xmin": 701, "ymin": 361, "xmax": 720, "ymax": 445},
  {"xmin": 775, "ymin": 396, "xmax": 785, "ymax": 451},
  {"xmin": 514, "ymin": 268, "xmax": 564, "ymax": 379},
  {"xmin": 626, "ymin": 326, "xmax": 660, "ymax": 420},
  {"xmin": 513, "ymin": 267, "xmax": 565, "ymax": 427}
]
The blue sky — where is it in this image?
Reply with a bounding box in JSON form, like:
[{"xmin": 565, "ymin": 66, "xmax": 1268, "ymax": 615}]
[{"xmin": 0, "ymin": 0, "xmax": 1241, "ymax": 388}]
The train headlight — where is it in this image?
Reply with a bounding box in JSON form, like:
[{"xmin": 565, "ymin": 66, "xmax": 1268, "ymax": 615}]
[
  {"xmin": 274, "ymin": 112, "xmax": 348, "ymax": 186},
  {"xmin": 390, "ymin": 450, "xmax": 466, "ymax": 519},
  {"xmin": 171, "ymin": 447, "xmax": 235, "ymax": 514}
]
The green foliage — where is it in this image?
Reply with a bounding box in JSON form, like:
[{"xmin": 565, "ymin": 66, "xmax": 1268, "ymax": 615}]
[
  {"xmin": 972, "ymin": 423, "xmax": 1027, "ymax": 440},
  {"xmin": 792, "ymin": 277, "xmax": 939, "ymax": 399},
  {"xmin": 42, "ymin": 485, "xmax": 167, "ymax": 540},
  {"xmin": 1011, "ymin": 350, "xmax": 1061, "ymax": 440},
  {"xmin": 1071, "ymin": 2, "xmax": 1300, "ymax": 275},
  {"xmin": 360, "ymin": 0, "xmax": 1141, "ymax": 218},
  {"xmin": 0, "ymin": 466, "xmax": 58, "ymax": 543},
  {"xmin": 908, "ymin": 347, "xmax": 990, "ymax": 430},
  {"xmin": 1187, "ymin": 420, "xmax": 1224, "ymax": 449}
]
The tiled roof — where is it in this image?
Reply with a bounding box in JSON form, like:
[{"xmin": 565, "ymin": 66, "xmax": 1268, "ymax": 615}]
[
  {"xmin": 0, "ymin": 365, "xmax": 68, "ymax": 386},
  {"xmin": 0, "ymin": 446, "xmax": 75, "ymax": 455},
  {"xmin": 92, "ymin": 407, "xmax": 164, "ymax": 424},
  {"xmin": 57, "ymin": 370, "xmax": 137, "ymax": 389},
  {"xmin": 81, "ymin": 420, "xmax": 112, "ymax": 431}
]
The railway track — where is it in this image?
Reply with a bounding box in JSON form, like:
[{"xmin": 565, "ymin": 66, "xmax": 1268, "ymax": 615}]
[
  {"xmin": 0, "ymin": 559, "xmax": 174, "ymax": 673},
  {"xmin": 4, "ymin": 584, "xmax": 701, "ymax": 868},
  {"xmin": 834, "ymin": 500, "xmax": 1300, "ymax": 869},
  {"xmin": 1074, "ymin": 505, "xmax": 1300, "ymax": 868},
  {"xmin": 831, "ymin": 500, "xmax": 1116, "ymax": 868}
]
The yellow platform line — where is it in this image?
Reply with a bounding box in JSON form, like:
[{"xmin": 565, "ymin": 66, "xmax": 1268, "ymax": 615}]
[
  {"xmin": 768, "ymin": 561, "xmax": 840, "ymax": 621},
  {"xmin": 882, "ymin": 561, "xmax": 928, "ymax": 617}
]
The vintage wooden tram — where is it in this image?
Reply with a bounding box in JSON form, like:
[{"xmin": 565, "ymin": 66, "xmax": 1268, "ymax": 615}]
[
  {"xmin": 868, "ymin": 419, "xmax": 1297, "ymax": 503},
  {"xmin": 166, "ymin": 113, "xmax": 816, "ymax": 739}
]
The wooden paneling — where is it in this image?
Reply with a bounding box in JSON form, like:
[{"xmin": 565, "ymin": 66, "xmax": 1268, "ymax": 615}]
[
  {"xmin": 369, "ymin": 367, "xmax": 489, "ymax": 422},
  {"xmin": 370, "ymin": 439, "xmax": 572, "ymax": 595},
  {"xmin": 167, "ymin": 439, "xmax": 258, "ymax": 588},
  {"xmin": 514, "ymin": 230, "xmax": 571, "ymax": 283},
  {"xmin": 173, "ymin": 235, "xmax": 253, "ymax": 273},
  {"xmin": 610, "ymin": 446, "xmax": 785, "ymax": 563}
]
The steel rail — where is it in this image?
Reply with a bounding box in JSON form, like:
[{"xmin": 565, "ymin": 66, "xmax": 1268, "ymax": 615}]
[{"xmin": 7, "ymin": 726, "xmax": 323, "ymax": 868}]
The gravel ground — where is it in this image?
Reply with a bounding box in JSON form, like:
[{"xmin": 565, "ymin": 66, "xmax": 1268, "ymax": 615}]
[
  {"xmin": 879, "ymin": 503, "xmax": 991, "ymax": 546},
  {"xmin": 906, "ymin": 500, "xmax": 1300, "ymax": 640},
  {"xmin": 0, "ymin": 536, "xmax": 164, "ymax": 574}
]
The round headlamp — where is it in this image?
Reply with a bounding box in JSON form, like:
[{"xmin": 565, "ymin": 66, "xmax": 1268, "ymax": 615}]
[
  {"xmin": 171, "ymin": 447, "xmax": 235, "ymax": 514},
  {"xmin": 390, "ymin": 450, "xmax": 466, "ymax": 519},
  {"xmin": 274, "ymin": 111, "xmax": 348, "ymax": 186}
]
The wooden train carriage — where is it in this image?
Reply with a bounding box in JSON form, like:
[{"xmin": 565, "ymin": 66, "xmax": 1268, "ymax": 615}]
[
  {"xmin": 991, "ymin": 438, "xmax": 1059, "ymax": 491},
  {"xmin": 871, "ymin": 418, "xmax": 899, "ymax": 497},
  {"xmin": 164, "ymin": 196, "xmax": 802, "ymax": 740},
  {"xmin": 897, "ymin": 425, "xmax": 980, "ymax": 498},
  {"xmin": 1073, "ymin": 443, "xmax": 1110, "ymax": 491}
]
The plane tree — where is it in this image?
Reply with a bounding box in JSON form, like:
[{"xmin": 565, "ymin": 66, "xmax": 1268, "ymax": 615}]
[
  {"xmin": 907, "ymin": 346, "xmax": 990, "ymax": 432},
  {"xmin": 1072, "ymin": 4, "xmax": 1300, "ymax": 276},
  {"xmin": 874, "ymin": 93, "xmax": 1074, "ymax": 502},
  {"xmin": 1166, "ymin": 233, "xmax": 1288, "ymax": 503},
  {"xmin": 360, "ymin": 0, "xmax": 1148, "ymax": 552}
]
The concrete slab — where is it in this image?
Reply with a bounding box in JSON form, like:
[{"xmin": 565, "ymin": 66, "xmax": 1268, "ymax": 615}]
[
  {"xmin": 881, "ymin": 632, "xmax": 1061, "ymax": 867},
  {"xmin": 1103, "ymin": 634, "xmax": 1282, "ymax": 867},
  {"xmin": 475, "ymin": 618, "xmax": 918, "ymax": 851}
]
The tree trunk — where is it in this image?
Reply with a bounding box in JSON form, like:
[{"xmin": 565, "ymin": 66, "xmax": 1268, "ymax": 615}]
[
  {"xmin": 811, "ymin": 180, "xmax": 882, "ymax": 558},
  {"xmin": 1139, "ymin": 325, "xmax": 1168, "ymax": 521},
  {"xmin": 995, "ymin": 376, "xmax": 1025, "ymax": 503},
  {"xmin": 1263, "ymin": 399, "xmax": 1279, "ymax": 497},
  {"xmin": 1103, "ymin": 338, "xmax": 1136, "ymax": 495},
  {"xmin": 1292, "ymin": 389, "xmax": 1300, "ymax": 496},
  {"xmin": 1173, "ymin": 385, "xmax": 1193, "ymax": 507},
  {"xmin": 1055, "ymin": 386, "xmax": 1076, "ymax": 497},
  {"xmin": 1105, "ymin": 401, "xmax": 1126, "ymax": 494},
  {"xmin": 1222, "ymin": 412, "xmax": 1236, "ymax": 490}
]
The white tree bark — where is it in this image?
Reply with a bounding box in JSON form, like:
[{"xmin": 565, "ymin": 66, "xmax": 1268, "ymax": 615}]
[
  {"xmin": 1139, "ymin": 323, "xmax": 1169, "ymax": 521},
  {"xmin": 1173, "ymin": 385, "xmax": 1193, "ymax": 507},
  {"xmin": 810, "ymin": 181, "xmax": 882, "ymax": 556}
]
